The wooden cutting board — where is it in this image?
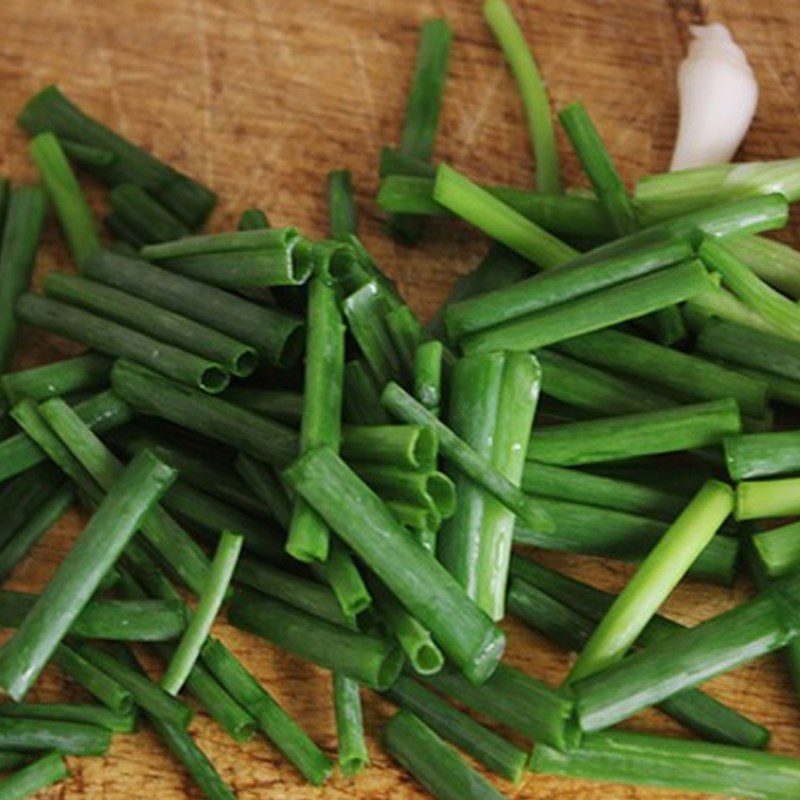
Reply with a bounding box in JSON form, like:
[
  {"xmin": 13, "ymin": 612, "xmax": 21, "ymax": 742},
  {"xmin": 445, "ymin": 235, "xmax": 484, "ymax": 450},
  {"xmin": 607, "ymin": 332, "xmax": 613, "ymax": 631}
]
[{"xmin": 0, "ymin": 0, "xmax": 799, "ymax": 797}]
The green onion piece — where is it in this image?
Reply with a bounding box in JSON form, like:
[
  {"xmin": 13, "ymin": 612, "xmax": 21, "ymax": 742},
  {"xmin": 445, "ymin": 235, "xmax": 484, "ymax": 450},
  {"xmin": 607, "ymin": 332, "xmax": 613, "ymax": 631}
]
[
  {"xmin": 342, "ymin": 424, "xmax": 436, "ymax": 469},
  {"xmin": 0, "ymin": 450, "xmax": 175, "ymax": 700},
  {"xmin": 567, "ymin": 480, "xmax": 733, "ymax": 682},
  {"xmin": 0, "ymin": 751, "xmax": 68, "ymax": 799},
  {"xmin": 0, "ymin": 464, "xmax": 64, "ymax": 551},
  {"xmin": 557, "ymin": 327, "xmax": 770, "ymax": 416},
  {"xmin": 201, "ymin": 637, "xmax": 333, "ymax": 785},
  {"xmin": 28, "ymin": 132, "xmax": 100, "ymax": 270},
  {"xmin": 0, "ymin": 186, "xmax": 48, "ymax": 372},
  {"xmin": 238, "ymin": 208, "xmax": 270, "ymax": 230},
  {"xmin": 1, "ymin": 353, "xmax": 112, "ymax": 405},
  {"xmin": 384, "ymin": 710, "xmax": 506, "ymax": 800},
  {"xmin": 377, "ymin": 176, "xmax": 613, "ymax": 239},
  {"xmin": 161, "ymin": 531, "xmax": 242, "ymax": 695},
  {"xmin": 235, "ymin": 557, "xmax": 350, "ymax": 628},
  {"xmin": 0, "ymin": 717, "xmax": 109, "ymax": 756},
  {"xmin": 520, "ymin": 462, "xmax": 685, "ymax": 521},
  {"xmin": 635, "ymin": 158, "xmax": 800, "ymax": 223},
  {"xmin": 572, "ymin": 573, "xmax": 800, "ymax": 732},
  {"xmin": 52, "ymin": 644, "xmax": 133, "ymax": 713},
  {"xmin": 379, "ymin": 146, "xmax": 436, "ymax": 179},
  {"xmin": 106, "ymin": 212, "xmax": 146, "ymax": 249},
  {"xmin": 445, "ymin": 238, "xmax": 689, "ymax": 341},
  {"xmin": 727, "ymin": 234, "xmax": 800, "ymax": 298},
  {"xmin": 108, "ymin": 183, "xmax": 190, "ymax": 244},
  {"xmin": 287, "ymin": 277, "xmax": 345, "ymax": 563},
  {"xmin": 0, "ymin": 753, "xmax": 26, "ymax": 773},
  {"xmin": 141, "ymin": 228, "xmax": 312, "ymax": 289},
  {"xmin": 222, "ymin": 388, "xmax": 302, "ymax": 426},
  {"xmin": 333, "ymin": 674, "xmax": 368, "ymax": 777},
  {"xmin": 737, "ymin": 477, "xmax": 800, "ymax": 520},
  {"xmin": 84, "ymin": 249, "xmax": 304, "ymax": 369},
  {"xmin": 752, "ymin": 521, "xmax": 800, "ymax": 578},
  {"xmin": 366, "ymin": 576, "xmax": 444, "ymax": 675},
  {"xmin": 17, "ymin": 294, "xmax": 231, "ymax": 394},
  {"xmin": 110, "ymin": 360, "xmax": 298, "ymax": 467},
  {"xmin": 414, "ymin": 340, "xmax": 444, "ymax": 415},
  {"xmin": 312, "ymin": 540, "xmax": 372, "ymax": 619},
  {"xmin": 228, "ymin": 589, "xmax": 402, "ymax": 690},
  {"xmin": 387, "ymin": 676, "xmax": 526, "ymax": 784},
  {"xmin": 484, "ymin": 0, "xmax": 560, "ymax": 193},
  {"xmin": 381, "ymin": 382, "xmax": 554, "ymax": 532},
  {"xmin": 38, "ymin": 397, "xmax": 213, "ymax": 596},
  {"xmin": 0, "ymin": 590, "xmax": 185, "ymax": 642},
  {"xmin": 422, "ymin": 663, "xmax": 576, "ymax": 749},
  {"xmin": 234, "ymin": 454, "xmax": 293, "ymax": 528},
  {"xmin": 43, "ymin": 273, "xmax": 258, "ymax": 378},
  {"xmin": 283, "ymin": 447, "xmax": 505, "ymax": 684},
  {"xmin": 384, "ymin": 305, "xmax": 425, "ymax": 383},
  {"xmin": 528, "ymin": 398, "xmax": 742, "ymax": 466},
  {"xmin": 507, "ymin": 576, "xmax": 769, "ymax": 749},
  {"xmin": 559, "ymin": 102, "xmax": 637, "ymax": 234},
  {"xmin": 707, "ymin": 358, "xmax": 800, "ymax": 410},
  {"xmin": 724, "ymin": 429, "xmax": 800, "ymax": 480},
  {"xmin": 699, "ymin": 237, "xmax": 800, "ymax": 339},
  {"xmin": 75, "ymin": 643, "xmax": 193, "ymax": 729},
  {"xmin": 513, "ymin": 497, "xmax": 735, "ymax": 584},
  {"xmin": 462, "ymin": 259, "xmax": 711, "ymax": 354},
  {"xmin": 531, "ymin": 730, "xmax": 800, "ymax": 800},
  {"xmin": 343, "ymin": 360, "xmax": 391, "ymax": 424},
  {"xmin": 388, "ymin": 18, "xmax": 453, "ymax": 243},
  {"xmin": 427, "ymin": 244, "xmax": 530, "ymax": 343},
  {"xmin": 115, "ymin": 431, "xmax": 269, "ymax": 518},
  {"xmin": 352, "ymin": 464, "xmax": 455, "ymax": 520},
  {"xmin": 539, "ymin": 349, "xmax": 671, "ymax": 416},
  {"xmin": 697, "ymin": 317, "xmax": 800, "ymax": 382},
  {"xmin": 0, "ymin": 703, "xmax": 134, "ymax": 734},
  {"xmin": 327, "ymin": 169, "xmax": 358, "ymax": 241},
  {"xmin": 0, "ymin": 481, "xmax": 73, "ymax": 583},
  {"xmin": 19, "ymin": 85, "xmax": 216, "ymax": 227},
  {"xmin": 433, "ymin": 164, "xmax": 576, "ymax": 267},
  {"xmin": 342, "ymin": 281, "xmax": 404, "ymax": 387}
]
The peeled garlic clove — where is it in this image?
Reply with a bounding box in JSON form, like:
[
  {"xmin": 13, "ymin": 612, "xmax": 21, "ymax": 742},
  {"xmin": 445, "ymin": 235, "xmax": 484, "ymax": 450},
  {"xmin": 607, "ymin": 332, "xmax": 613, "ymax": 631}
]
[{"xmin": 670, "ymin": 23, "xmax": 758, "ymax": 171}]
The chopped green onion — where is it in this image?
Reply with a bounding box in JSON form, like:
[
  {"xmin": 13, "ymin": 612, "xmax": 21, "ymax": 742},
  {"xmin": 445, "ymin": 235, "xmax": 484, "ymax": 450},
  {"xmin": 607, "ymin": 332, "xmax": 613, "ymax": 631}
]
[
  {"xmin": 567, "ymin": 480, "xmax": 733, "ymax": 682},
  {"xmin": 108, "ymin": 183, "xmax": 189, "ymax": 244},
  {"xmin": 413, "ymin": 339, "xmax": 444, "ymax": 414},
  {"xmin": 332, "ymin": 674, "xmax": 368, "ymax": 777},
  {"xmin": 343, "ymin": 360, "xmax": 391, "ymax": 424},
  {"xmin": 433, "ymin": 164, "xmax": 576, "ymax": 267},
  {"xmin": 727, "ymin": 234, "xmax": 800, "ymax": 298},
  {"xmin": 483, "ymin": 0, "xmax": 560, "ymax": 193},
  {"xmin": 752, "ymin": 521, "xmax": 800, "ymax": 578},
  {"xmin": 161, "ymin": 531, "xmax": 242, "ymax": 695},
  {"xmin": 52, "ymin": 644, "xmax": 133, "ymax": 713},
  {"xmin": 342, "ymin": 424, "xmax": 436, "ymax": 469},
  {"xmin": 725, "ymin": 429, "xmax": 800, "ymax": 480},
  {"xmin": 736, "ymin": 477, "xmax": 800, "ymax": 520},
  {"xmin": 0, "ymin": 751, "xmax": 68, "ymax": 798},
  {"xmin": 0, "ymin": 717, "xmax": 109, "ymax": 756},
  {"xmin": 383, "ymin": 710, "xmax": 506, "ymax": 800},
  {"xmin": 0, "ymin": 703, "xmax": 135, "ymax": 734},
  {"xmin": 238, "ymin": 208, "xmax": 270, "ymax": 231},
  {"xmin": 1, "ymin": 353, "xmax": 112, "ymax": 405}
]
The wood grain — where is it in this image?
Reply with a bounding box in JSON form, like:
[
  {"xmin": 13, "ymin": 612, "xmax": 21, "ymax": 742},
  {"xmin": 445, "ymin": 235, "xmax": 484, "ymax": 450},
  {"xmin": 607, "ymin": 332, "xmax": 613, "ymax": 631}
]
[{"xmin": 0, "ymin": 0, "xmax": 798, "ymax": 797}]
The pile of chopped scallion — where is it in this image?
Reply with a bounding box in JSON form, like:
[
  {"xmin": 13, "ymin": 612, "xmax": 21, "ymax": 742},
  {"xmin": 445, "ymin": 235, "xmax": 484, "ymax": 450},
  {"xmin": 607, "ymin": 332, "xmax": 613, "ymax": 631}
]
[{"xmin": 0, "ymin": 1, "xmax": 798, "ymax": 799}]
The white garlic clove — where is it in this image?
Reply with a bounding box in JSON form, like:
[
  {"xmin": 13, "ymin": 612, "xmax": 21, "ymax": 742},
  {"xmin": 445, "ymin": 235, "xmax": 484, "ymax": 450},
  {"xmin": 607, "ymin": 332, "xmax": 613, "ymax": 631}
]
[{"xmin": 670, "ymin": 23, "xmax": 758, "ymax": 172}]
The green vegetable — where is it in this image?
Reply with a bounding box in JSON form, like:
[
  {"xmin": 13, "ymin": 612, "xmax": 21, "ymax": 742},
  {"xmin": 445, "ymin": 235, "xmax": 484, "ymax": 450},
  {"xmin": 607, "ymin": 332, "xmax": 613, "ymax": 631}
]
[
  {"xmin": 238, "ymin": 208, "xmax": 270, "ymax": 231},
  {"xmin": 528, "ymin": 398, "xmax": 742, "ymax": 466},
  {"xmin": 557, "ymin": 327, "xmax": 770, "ymax": 416},
  {"xmin": 283, "ymin": 446, "xmax": 505, "ymax": 684},
  {"xmin": 44, "ymin": 273, "xmax": 257, "ymax": 378},
  {"xmin": 413, "ymin": 340, "xmax": 444, "ymax": 414},
  {"xmin": 462, "ymin": 259, "xmax": 711, "ymax": 354},
  {"xmin": 736, "ymin": 477, "xmax": 800, "ymax": 520},
  {"xmin": 52, "ymin": 644, "xmax": 133, "ymax": 713},
  {"xmin": 0, "ymin": 751, "xmax": 68, "ymax": 799},
  {"xmin": 0, "ymin": 450, "xmax": 176, "ymax": 700},
  {"xmin": 484, "ymin": 0, "xmax": 560, "ymax": 193},
  {"xmin": 728, "ymin": 234, "xmax": 800, "ymax": 298},
  {"xmin": 342, "ymin": 424, "xmax": 436, "ymax": 469},
  {"xmin": 287, "ymin": 276, "xmax": 345, "ymax": 563},
  {"xmin": 0, "ymin": 703, "xmax": 135, "ymax": 734},
  {"xmin": 108, "ymin": 183, "xmax": 189, "ymax": 244},
  {"xmin": 724, "ymin": 429, "xmax": 800, "ymax": 480},
  {"xmin": 433, "ymin": 164, "xmax": 576, "ymax": 267},
  {"xmin": 387, "ymin": 676, "xmax": 526, "ymax": 783},
  {"xmin": 1, "ymin": 353, "xmax": 111, "ymax": 405},
  {"xmin": 19, "ymin": 85, "xmax": 216, "ymax": 227},
  {"xmin": 752, "ymin": 521, "xmax": 800, "ymax": 578},
  {"xmin": 28, "ymin": 132, "xmax": 99, "ymax": 269},
  {"xmin": 229, "ymin": 589, "xmax": 402, "ymax": 690},
  {"xmin": 327, "ymin": 169, "xmax": 357, "ymax": 241},
  {"xmin": 0, "ymin": 186, "xmax": 48, "ymax": 372},
  {"xmin": 332, "ymin": 674, "xmax": 368, "ymax": 776},
  {"xmin": 531, "ymin": 730, "xmax": 800, "ymax": 800},
  {"xmin": 0, "ymin": 717, "xmax": 109, "ymax": 756},
  {"xmin": 343, "ymin": 360, "xmax": 391, "ymax": 424},
  {"xmin": 161, "ymin": 531, "xmax": 242, "ymax": 695},
  {"xmin": 17, "ymin": 293, "xmax": 231, "ymax": 394},
  {"xmin": 567, "ymin": 480, "xmax": 733, "ymax": 681},
  {"xmin": 110, "ymin": 360, "xmax": 298, "ymax": 466},
  {"xmin": 383, "ymin": 710, "xmax": 506, "ymax": 800},
  {"xmin": 202, "ymin": 637, "xmax": 333, "ymax": 785}
]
